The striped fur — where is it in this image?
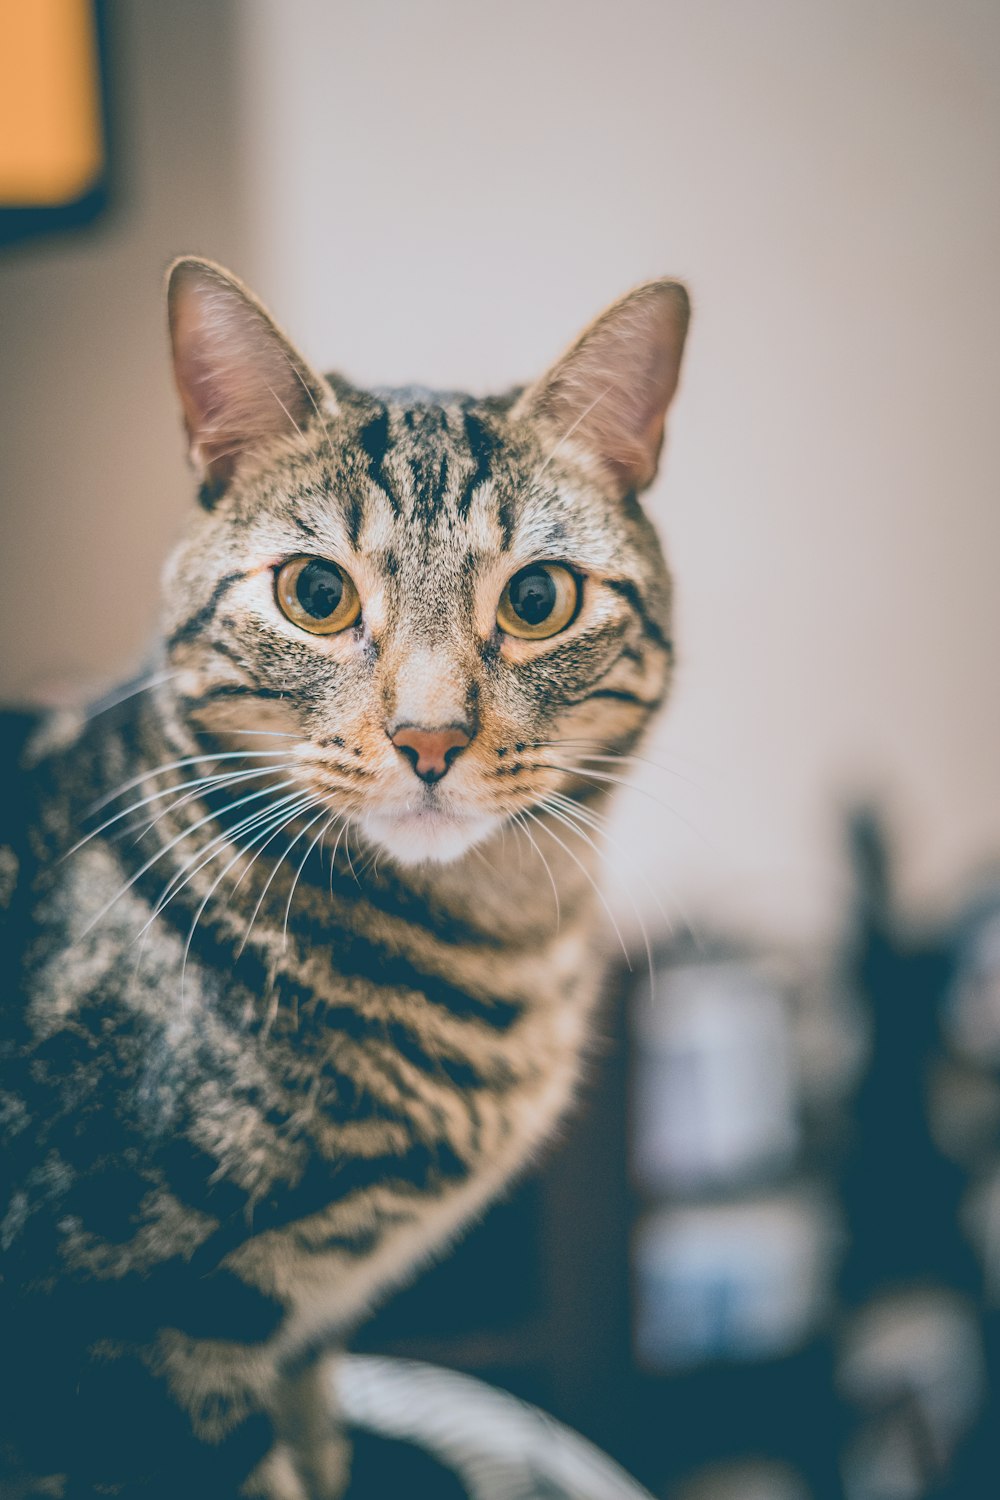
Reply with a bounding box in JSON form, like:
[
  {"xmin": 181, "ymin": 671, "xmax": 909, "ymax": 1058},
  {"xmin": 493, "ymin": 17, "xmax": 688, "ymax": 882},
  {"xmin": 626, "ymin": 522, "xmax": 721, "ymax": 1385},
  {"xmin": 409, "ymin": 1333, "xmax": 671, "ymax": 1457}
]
[{"xmin": 0, "ymin": 263, "xmax": 688, "ymax": 1498}]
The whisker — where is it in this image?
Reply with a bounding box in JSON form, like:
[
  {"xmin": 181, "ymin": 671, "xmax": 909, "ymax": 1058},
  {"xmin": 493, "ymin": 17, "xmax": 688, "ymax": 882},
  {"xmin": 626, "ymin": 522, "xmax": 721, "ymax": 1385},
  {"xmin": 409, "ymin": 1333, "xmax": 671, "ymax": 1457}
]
[
  {"xmin": 129, "ymin": 793, "xmax": 315, "ymax": 981},
  {"xmin": 82, "ymin": 669, "xmax": 178, "ymax": 723},
  {"xmin": 139, "ymin": 801, "xmax": 303, "ymax": 999},
  {"xmin": 130, "ymin": 763, "xmax": 300, "ymax": 845},
  {"xmin": 541, "ymin": 781, "xmax": 701, "ymax": 949},
  {"xmin": 510, "ymin": 811, "xmax": 560, "ymax": 929},
  {"xmin": 469, "ymin": 841, "xmax": 495, "ymax": 878},
  {"xmin": 328, "ymin": 818, "xmax": 346, "ymax": 898},
  {"xmin": 140, "ymin": 785, "xmax": 310, "ymax": 934},
  {"xmin": 226, "ymin": 798, "xmax": 322, "ymax": 906},
  {"xmin": 343, "ymin": 823, "xmax": 360, "ymax": 888},
  {"xmin": 77, "ymin": 780, "xmax": 304, "ymax": 942},
  {"xmin": 218, "ymin": 729, "xmax": 302, "ymax": 740},
  {"xmin": 520, "ymin": 806, "xmax": 632, "ymax": 972},
  {"xmin": 71, "ymin": 761, "xmax": 299, "ymax": 857},
  {"xmin": 237, "ymin": 801, "xmax": 328, "ymax": 957},
  {"xmin": 127, "ymin": 791, "xmax": 311, "ymax": 992},
  {"xmin": 87, "ymin": 748, "xmax": 294, "ymax": 817},
  {"xmin": 282, "ymin": 810, "xmax": 339, "ymax": 949},
  {"xmin": 539, "ymin": 793, "xmax": 657, "ymax": 992},
  {"xmin": 536, "ymin": 741, "xmax": 706, "ymax": 944},
  {"xmin": 536, "ymin": 739, "xmax": 702, "ymax": 789},
  {"xmin": 534, "ymin": 760, "xmax": 711, "ymax": 848},
  {"xmin": 176, "ymin": 795, "xmax": 321, "ymax": 1006},
  {"xmin": 541, "ymin": 735, "xmax": 710, "ymax": 773}
]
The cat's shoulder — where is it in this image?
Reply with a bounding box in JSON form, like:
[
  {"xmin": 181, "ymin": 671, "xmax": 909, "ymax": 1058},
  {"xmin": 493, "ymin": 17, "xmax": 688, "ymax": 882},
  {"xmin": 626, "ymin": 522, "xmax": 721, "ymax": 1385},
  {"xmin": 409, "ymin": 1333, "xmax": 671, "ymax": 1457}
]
[
  {"xmin": 0, "ymin": 703, "xmax": 98, "ymax": 915},
  {"xmin": 0, "ymin": 708, "xmax": 45, "ymax": 869}
]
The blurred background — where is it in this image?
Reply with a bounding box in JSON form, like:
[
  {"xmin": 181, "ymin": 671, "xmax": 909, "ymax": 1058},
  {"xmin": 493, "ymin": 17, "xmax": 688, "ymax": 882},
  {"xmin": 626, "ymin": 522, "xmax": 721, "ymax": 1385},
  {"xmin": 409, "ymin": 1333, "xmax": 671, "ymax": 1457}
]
[{"xmin": 2, "ymin": 2, "xmax": 1000, "ymax": 1496}]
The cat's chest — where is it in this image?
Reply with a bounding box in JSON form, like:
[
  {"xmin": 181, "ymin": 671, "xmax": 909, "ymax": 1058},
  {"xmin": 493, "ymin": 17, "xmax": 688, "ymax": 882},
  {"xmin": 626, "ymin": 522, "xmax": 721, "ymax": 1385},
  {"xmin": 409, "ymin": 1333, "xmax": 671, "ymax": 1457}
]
[
  {"xmin": 174, "ymin": 921, "xmax": 597, "ymax": 1336},
  {"xmin": 232, "ymin": 984, "xmax": 594, "ymax": 1348},
  {"xmin": 27, "ymin": 836, "xmax": 599, "ymax": 1310},
  {"xmin": 168, "ymin": 913, "xmax": 593, "ymax": 1193}
]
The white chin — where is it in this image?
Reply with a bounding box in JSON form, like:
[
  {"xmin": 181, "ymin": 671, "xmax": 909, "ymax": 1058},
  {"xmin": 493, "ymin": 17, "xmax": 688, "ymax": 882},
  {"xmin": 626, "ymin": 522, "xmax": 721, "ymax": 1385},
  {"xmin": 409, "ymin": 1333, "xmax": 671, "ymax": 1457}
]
[{"xmin": 360, "ymin": 808, "xmax": 496, "ymax": 866}]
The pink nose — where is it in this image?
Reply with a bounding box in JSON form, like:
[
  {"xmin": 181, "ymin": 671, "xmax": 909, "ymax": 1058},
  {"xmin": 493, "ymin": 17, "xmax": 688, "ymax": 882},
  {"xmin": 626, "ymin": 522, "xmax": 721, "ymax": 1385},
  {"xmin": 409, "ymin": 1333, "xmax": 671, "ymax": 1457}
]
[{"xmin": 390, "ymin": 724, "xmax": 472, "ymax": 783}]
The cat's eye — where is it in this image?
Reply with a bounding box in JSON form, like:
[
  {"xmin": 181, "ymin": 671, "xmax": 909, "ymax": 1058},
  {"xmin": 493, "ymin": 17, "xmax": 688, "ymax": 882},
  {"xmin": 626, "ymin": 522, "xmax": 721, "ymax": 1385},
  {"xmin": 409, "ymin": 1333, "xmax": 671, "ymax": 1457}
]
[
  {"xmin": 275, "ymin": 556, "xmax": 361, "ymax": 634},
  {"xmin": 497, "ymin": 563, "xmax": 580, "ymax": 640}
]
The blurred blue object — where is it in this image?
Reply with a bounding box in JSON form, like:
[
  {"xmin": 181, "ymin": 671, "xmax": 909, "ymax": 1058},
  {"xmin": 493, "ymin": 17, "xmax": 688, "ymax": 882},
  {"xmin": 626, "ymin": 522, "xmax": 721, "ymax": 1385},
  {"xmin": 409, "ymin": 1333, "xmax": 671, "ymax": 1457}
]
[
  {"xmin": 631, "ymin": 960, "xmax": 801, "ymax": 1193},
  {"xmin": 633, "ymin": 1192, "xmax": 839, "ymax": 1371}
]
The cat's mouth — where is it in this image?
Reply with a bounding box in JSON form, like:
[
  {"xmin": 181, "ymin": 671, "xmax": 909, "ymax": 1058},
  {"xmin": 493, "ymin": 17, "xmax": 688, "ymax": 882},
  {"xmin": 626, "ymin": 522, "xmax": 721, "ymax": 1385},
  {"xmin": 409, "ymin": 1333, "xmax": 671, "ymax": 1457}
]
[{"xmin": 359, "ymin": 796, "xmax": 497, "ymax": 866}]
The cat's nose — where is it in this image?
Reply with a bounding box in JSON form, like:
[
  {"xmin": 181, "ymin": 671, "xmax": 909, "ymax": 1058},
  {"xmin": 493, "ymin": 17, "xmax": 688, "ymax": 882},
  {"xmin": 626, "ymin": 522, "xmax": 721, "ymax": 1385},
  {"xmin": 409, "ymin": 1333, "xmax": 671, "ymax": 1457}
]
[{"xmin": 390, "ymin": 724, "xmax": 473, "ymax": 783}]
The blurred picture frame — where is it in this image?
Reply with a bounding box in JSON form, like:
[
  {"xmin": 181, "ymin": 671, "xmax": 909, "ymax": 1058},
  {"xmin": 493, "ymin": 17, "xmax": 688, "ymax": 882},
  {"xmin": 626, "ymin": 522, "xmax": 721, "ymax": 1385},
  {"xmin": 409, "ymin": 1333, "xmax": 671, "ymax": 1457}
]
[{"xmin": 0, "ymin": 0, "xmax": 111, "ymax": 248}]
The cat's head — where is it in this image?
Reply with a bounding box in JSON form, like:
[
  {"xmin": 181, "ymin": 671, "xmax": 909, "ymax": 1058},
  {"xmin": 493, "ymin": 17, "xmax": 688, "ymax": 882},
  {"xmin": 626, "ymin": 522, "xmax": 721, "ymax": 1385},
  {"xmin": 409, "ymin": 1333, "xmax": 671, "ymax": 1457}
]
[{"xmin": 161, "ymin": 259, "xmax": 688, "ymax": 866}]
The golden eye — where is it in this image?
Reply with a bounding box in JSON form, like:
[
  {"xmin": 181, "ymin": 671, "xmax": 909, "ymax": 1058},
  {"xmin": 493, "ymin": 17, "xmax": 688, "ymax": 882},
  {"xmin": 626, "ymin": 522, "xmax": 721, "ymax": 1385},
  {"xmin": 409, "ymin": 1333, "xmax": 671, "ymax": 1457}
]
[
  {"xmin": 497, "ymin": 563, "xmax": 580, "ymax": 640},
  {"xmin": 275, "ymin": 556, "xmax": 361, "ymax": 635}
]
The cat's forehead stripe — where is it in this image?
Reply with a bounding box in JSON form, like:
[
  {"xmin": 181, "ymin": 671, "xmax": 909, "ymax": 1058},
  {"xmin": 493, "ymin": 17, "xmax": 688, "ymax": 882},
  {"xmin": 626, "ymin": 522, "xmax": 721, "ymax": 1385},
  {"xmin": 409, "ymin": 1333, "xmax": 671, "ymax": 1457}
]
[{"xmin": 341, "ymin": 397, "xmax": 506, "ymax": 542}]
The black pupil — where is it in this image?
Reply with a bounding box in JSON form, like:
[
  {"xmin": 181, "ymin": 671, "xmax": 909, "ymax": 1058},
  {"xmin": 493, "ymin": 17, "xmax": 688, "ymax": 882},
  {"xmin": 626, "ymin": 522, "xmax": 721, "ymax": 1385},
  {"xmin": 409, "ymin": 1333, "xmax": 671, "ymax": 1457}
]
[
  {"xmin": 509, "ymin": 567, "xmax": 556, "ymax": 626},
  {"xmin": 295, "ymin": 559, "xmax": 344, "ymax": 619}
]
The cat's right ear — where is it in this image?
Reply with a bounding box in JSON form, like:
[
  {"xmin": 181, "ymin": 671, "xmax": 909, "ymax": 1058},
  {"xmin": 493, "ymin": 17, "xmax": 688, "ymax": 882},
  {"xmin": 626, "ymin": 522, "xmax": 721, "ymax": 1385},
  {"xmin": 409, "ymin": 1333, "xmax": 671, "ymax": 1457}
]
[
  {"xmin": 166, "ymin": 257, "xmax": 330, "ymax": 499},
  {"xmin": 512, "ymin": 279, "xmax": 690, "ymax": 500}
]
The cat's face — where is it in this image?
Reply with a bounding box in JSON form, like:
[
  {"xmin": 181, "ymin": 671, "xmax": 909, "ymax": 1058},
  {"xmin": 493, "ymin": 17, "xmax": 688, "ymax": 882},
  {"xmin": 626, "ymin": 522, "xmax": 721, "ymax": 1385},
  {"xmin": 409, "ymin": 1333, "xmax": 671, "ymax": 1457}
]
[{"xmin": 161, "ymin": 261, "xmax": 688, "ymax": 866}]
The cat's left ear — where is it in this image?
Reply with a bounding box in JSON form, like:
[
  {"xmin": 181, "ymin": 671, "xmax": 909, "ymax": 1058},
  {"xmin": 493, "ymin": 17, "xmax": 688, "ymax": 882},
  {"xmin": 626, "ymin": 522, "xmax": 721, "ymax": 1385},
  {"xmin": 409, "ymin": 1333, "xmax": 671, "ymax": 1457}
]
[
  {"xmin": 513, "ymin": 280, "xmax": 690, "ymax": 499},
  {"xmin": 167, "ymin": 257, "xmax": 330, "ymax": 496}
]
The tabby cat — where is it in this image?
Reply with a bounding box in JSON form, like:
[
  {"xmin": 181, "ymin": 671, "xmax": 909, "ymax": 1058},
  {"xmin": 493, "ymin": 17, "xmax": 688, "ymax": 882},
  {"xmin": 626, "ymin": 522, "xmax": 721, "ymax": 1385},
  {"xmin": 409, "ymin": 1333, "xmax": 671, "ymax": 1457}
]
[{"xmin": 0, "ymin": 259, "xmax": 689, "ymax": 1499}]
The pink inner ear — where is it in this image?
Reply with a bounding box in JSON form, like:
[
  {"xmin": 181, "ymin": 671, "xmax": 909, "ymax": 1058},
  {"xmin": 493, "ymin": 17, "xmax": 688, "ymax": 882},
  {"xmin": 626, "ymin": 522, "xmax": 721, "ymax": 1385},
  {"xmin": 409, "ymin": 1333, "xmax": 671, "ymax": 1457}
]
[
  {"xmin": 521, "ymin": 281, "xmax": 689, "ymax": 497},
  {"xmin": 169, "ymin": 267, "xmax": 322, "ymax": 490}
]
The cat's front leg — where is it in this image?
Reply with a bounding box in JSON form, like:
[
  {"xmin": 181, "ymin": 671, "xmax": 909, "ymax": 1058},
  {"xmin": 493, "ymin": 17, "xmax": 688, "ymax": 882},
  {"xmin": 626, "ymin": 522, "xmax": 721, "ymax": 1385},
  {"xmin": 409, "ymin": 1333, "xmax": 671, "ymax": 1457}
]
[
  {"xmin": 2, "ymin": 1287, "xmax": 272, "ymax": 1500},
  {"xmin": 233, "ymin": 1354, "xmax": 349, "ymax": 1500},
  {"xmin": 152, "ymin": 1333, "xmax": 349, "ymax": 1500},
  {"xmin": 9, "ymin": 1265, "xmax": 282, "ymax": 1499}
]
